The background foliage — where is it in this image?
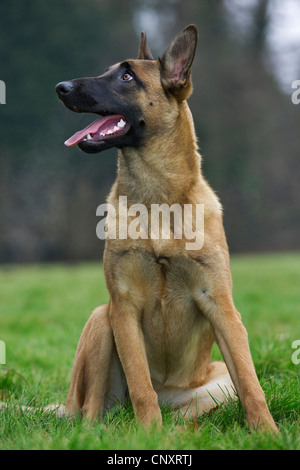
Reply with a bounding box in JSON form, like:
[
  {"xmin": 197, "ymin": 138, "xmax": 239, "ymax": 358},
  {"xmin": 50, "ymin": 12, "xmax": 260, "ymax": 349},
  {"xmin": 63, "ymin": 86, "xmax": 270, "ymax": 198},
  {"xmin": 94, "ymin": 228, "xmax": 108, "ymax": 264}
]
[{"xmin": 0, "ymin": 0, "xmax": 299, "ymax": 263}]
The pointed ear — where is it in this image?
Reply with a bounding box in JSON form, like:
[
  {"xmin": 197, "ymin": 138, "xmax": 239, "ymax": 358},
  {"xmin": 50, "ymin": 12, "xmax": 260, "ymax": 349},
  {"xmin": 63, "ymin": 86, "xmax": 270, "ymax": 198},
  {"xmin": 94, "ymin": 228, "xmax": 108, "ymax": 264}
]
[
  {"xmin": 160, "ymin": 25, "xmax": 198, "ymax": 101},
  {"xmin": 137, "ymin": 32, "xmax": 154, "ymax": 60}
]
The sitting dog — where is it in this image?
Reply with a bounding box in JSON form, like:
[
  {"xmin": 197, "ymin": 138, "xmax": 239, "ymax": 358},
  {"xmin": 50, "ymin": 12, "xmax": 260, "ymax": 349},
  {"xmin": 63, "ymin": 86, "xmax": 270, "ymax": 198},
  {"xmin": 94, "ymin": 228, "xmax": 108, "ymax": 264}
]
[{"xmin": 55, "ymin": 25, "xmax": 277, "ymax": 432}]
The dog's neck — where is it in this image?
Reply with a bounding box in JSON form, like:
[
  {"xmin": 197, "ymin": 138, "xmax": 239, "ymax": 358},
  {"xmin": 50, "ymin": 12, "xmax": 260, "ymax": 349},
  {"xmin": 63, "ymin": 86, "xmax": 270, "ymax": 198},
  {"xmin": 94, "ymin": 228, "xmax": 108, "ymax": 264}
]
[{"xmin": 115, "ymin": 101, "xmax": 202, "ymax": 206}]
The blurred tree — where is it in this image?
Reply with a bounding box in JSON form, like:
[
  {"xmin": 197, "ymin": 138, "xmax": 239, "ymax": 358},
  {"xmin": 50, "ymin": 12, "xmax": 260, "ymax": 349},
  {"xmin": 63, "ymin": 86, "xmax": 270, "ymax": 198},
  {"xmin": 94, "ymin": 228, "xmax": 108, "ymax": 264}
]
[
  {"xmin": 0, "ymin": 0, "xmax": 138, "ymax": 262},
  {"xmin": 250, "ymin": 0, "xmax": 269, "ymax": 56}
]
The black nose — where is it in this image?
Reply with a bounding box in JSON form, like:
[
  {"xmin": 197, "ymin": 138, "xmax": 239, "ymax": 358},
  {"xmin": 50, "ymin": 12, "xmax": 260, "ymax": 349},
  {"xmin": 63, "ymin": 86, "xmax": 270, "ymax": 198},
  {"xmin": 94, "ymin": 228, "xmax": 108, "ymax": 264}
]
[{"xmin": 55, "ymin": 81, "xmax": 74, "ymax": 96}]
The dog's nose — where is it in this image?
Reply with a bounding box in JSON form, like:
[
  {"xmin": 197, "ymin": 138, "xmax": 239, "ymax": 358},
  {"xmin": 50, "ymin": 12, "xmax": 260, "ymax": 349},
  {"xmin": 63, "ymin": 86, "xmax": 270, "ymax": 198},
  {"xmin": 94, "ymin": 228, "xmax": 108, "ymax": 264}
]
[{"xmin": 55, "ymin": 81, "xmax": 74, "ymax": 96}]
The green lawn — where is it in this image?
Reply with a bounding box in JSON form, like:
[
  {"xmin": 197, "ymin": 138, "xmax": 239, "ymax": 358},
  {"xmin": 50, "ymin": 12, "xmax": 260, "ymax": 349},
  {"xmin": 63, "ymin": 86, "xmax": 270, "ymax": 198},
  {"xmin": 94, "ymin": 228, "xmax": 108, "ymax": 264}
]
[{"xmin": 0, "ymin": 253, "xmax": 299, "ymax": 450}]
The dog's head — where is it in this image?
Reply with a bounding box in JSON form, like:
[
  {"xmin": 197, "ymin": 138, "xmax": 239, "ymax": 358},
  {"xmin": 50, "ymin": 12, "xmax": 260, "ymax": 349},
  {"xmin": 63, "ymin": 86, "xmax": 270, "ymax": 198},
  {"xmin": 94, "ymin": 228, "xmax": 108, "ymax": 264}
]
[{"xmin": 56, "ymin": 25, "xmax": 198, "ymax": 154}]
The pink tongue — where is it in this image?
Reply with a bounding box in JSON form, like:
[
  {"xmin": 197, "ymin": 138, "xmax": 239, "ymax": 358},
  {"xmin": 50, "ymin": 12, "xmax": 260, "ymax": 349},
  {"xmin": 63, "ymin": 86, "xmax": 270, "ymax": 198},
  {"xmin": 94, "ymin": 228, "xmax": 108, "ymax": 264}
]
[{"xmin": 64, "ymin": 115, "xmax": 124, "ymax": 146}]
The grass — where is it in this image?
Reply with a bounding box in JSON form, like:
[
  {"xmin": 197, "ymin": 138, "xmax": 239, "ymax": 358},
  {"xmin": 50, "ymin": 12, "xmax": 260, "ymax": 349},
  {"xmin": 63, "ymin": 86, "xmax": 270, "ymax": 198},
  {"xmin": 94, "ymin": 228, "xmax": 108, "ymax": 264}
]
[{"xmin": 0, "ymin": 253, "xmax": 299, "ymax": 450}]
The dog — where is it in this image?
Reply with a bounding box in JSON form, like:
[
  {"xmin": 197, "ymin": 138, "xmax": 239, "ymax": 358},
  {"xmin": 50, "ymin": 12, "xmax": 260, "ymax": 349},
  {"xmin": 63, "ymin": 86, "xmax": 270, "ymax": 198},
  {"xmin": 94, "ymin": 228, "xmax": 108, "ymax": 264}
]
[{"xmin": 55, "ymin": 25, "xmax": 277, "ymax": 432}]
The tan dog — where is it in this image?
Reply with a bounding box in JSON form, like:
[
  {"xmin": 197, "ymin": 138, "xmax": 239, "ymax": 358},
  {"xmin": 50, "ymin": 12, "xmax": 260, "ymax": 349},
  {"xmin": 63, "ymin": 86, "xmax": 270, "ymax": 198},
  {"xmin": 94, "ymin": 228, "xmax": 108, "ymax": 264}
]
[{"xmin": 55, "ymin": 25, "xmax": 277, "ymax": 432}]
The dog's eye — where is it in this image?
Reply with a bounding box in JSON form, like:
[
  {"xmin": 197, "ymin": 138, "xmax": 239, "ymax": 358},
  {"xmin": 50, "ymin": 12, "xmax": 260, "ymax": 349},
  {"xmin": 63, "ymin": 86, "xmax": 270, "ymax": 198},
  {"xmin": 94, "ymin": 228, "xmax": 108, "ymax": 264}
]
[{"xmin": 121, "ymin": 73, "xmax": 133, "ymax": 82}]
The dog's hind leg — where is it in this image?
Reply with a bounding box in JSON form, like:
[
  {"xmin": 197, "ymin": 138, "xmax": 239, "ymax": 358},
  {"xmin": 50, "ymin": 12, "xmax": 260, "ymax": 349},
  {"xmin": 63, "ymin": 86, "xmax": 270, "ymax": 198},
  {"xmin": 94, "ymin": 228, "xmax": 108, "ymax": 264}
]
[
  {"xmin": 157, "ymin": 361, "xmax": 236, "ymax": 419},
  {"xmin": 1, "ymin": 304, "xmax": 127, "ymax": 421},
  {"xmin": 65, "ymin": 304, "xmax": 127, "ymax": 422}
]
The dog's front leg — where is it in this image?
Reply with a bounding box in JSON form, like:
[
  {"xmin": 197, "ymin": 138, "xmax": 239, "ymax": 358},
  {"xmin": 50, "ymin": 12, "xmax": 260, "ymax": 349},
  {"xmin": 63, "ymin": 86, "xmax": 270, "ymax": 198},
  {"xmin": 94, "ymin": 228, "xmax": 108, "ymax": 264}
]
[
  {"xmin": 204, "ymin": 293, "xmax": 277, "ymax": 433},
  {"xmin": 109, "ymin": 302, "xmax": 162, "ymax": 427}
]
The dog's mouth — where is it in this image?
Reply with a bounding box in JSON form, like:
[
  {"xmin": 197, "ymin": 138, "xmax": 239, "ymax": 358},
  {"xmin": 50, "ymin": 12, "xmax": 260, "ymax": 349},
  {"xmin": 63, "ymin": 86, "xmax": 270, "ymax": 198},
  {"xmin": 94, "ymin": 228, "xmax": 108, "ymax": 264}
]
[{"xmin": 64, "ymin": 114, "xmax": 130, "ymax": 147}]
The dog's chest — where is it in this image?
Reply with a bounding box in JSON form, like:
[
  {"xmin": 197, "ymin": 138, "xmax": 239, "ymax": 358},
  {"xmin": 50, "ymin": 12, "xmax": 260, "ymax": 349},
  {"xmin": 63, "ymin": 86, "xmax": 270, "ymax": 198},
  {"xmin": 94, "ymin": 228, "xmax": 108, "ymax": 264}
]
[
  {"xmin": 108, "ymin": 246, "xmax": 213, "ymax": 384},
  {"xmin": 143, "ymin": 252, "xmax": 213, "ymax": 386},
  {"xmin": 110, "ymin": 245, "xmax": 206, "ymax": 303}
]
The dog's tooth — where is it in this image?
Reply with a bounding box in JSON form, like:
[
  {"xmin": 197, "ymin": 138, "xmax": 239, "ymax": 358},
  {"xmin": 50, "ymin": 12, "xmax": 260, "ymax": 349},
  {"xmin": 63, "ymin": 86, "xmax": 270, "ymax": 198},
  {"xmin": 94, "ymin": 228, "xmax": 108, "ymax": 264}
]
[
  {"xmin": 100, "ymin": 132, "xmax": 105, "ymax": 136},
  {"xmin": 113, "ymin": 126, "xmax": 119, "ymax": 132},
  {"xmin": 107, "ymin": 130, "xmax": 113, "ymax": 134},
  {"xmin": 87, "ymin": 133, "xmax": 92, "ymax": 140},
  {"xmin": 118, "ymin": 119, "xmax": 126, "ymax": 128}
]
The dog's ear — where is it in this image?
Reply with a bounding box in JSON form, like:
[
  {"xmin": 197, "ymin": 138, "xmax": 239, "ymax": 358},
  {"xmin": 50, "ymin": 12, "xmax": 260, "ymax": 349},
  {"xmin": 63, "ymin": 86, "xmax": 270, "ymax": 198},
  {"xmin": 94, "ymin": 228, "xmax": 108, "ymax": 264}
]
[
  {"xmin": 160, "ymin": 25, "xmax": 198, "ymax": 101},
  {"xmin": 137, "ymin": 32, "xmax": 154, "ymax": 60}
]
